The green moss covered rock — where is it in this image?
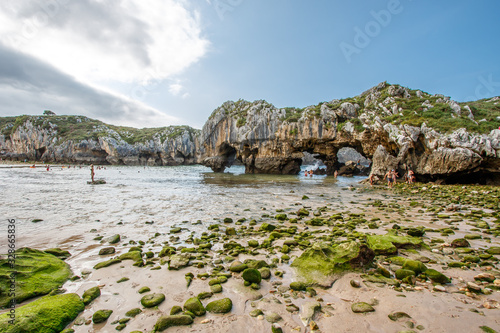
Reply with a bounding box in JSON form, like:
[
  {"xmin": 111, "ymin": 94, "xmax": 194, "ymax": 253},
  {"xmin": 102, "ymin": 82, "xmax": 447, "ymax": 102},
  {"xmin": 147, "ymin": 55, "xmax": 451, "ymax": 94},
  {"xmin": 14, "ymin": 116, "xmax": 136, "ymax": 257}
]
[
  {"xmin": 82, "ymin": 286, "xmax": 101, "ymax": 305},
  {"xmin": 229, "ymin": 261, "xmax": 247, "ymax": 272},
  {"xmin": 351, "ymin": 302, "xmax": 375, "ymax": 313},
  {"xmin": 0, "ymin": 248, "xmax": 72, "ymax": 307},
  {"xmin": 291, "ymin": 242, "xmax": 374, "ymax": 287},
  {"xmin": 259, "ymin": 223, "xmax": 276, "ymax": 232},
  {"xmin": 183, "ymin": 297, "xmax": 206, "ymax": 316},
  {"xmin": 425, "ymin": 269, "xmax": 451, "ymax": 284},
  {"xmin": 107, "ymin": 234, "xmax": 121, "ymax": 244},
  {"xmin": 93, "ymin": 258, "xmax": 122, "ymax": 269},
  {"xmin": 154, "ymin": 315, "xmax": 193, "ymax": 332},
  {"xmin": 92, "ymin": 309, "xmax": 113, "ymax": 324},
  {"xmin": 290, "ymin": 281, "xmax": 307, "ymax": 291},
  {"xmin": 395, "ymin": 269, "xmax": 416, "ymax": 280},
  {"xmin": 206, "ymin": 298, "xmax": 233, "ymax": 313},
  {"xmin": 0, "ymin": 293, "xmax": 84, "ymax": 333},
  {"xmin": 43, "ymin": 248, "xmax": 71, "ymax": 260},
  {"xmin": 118, "ymin": 251, "xmax": 142, "ymax": 262},
  {"xmin": 402, "ymin": 259, "xmax": 427, "ymax": 275},
  {"xmin": 242, "ymin": 268, "xmax": 262, "ymax": 284},
  {"xmin": 168, "ymin": 254, "xmax": 190, "ymax": 270},
  {"xmin": 125, "ymin": 308, "xmax": 142, "ymax": 317},
  {"xmin": 141, "ymin": 293, "xmax": 165, "ymax": 308},
  {"xmin": 98, "ymin": 247, "xmax": 116, "ymax": 255},
  {"xmin": 366, "ymin": 233, "xmax": 422, "ymax": 255}
]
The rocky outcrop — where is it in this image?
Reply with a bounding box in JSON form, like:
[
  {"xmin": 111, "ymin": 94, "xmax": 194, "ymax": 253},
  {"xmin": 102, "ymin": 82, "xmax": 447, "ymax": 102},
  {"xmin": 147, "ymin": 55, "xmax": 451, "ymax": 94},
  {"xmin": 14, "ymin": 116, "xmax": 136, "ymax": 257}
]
[
  {"xmin": 0, "ymin": 116, "xmax": 201, "ymax": 165},
  {"xmin": 200, "ymin": 82, "xmax": 500, "ymax": 183}
]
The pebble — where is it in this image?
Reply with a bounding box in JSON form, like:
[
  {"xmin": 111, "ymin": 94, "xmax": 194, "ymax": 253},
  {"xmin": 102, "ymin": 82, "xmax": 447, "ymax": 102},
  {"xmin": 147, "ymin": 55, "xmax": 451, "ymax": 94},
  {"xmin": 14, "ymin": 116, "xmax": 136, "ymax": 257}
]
[
  {"xmin": 433, "ymin": 285, "xmax": 446, "ymax": 292},
  {"xmin": 467, "ymin": 282, "xmax": 482, "ymax": 292}
]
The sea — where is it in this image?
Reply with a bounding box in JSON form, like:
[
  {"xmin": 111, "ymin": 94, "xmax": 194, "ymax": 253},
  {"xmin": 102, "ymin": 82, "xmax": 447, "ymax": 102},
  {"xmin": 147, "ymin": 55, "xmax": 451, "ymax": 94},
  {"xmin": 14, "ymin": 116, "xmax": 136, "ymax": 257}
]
[{"xmin": 0, "ymin": 164, "xmax": 367, "ymax": 255}]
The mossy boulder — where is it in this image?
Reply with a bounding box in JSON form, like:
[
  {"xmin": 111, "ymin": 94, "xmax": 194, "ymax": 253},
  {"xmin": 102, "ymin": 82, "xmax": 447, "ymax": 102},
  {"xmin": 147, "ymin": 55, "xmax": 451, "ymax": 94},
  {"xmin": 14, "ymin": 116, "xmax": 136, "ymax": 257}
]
[
  {"xmin": 0, "ymin": 293, "xmax": 84, "ymax": 333},
  {"xmin": 119, "ymin": 251, "xmax": 142, "ymax": 262},
  {"xmin": 183, "ymin": 297, "xmax": 206, "ymax": 316},
  {"xmin": 451, "ymin": 238, "xmax": 470, "ymax": 248},
  {"xmin": 229, "ymin": 261, "xmax": 247, "ymax": 272},
  {"xmin": 138, "ymin": 286, "xmax": 151, "ymax": 294},
  {"xmin": 168, "ymin": 254, "xmax": 190, "ymax": 270},
  {"xmin": 92, "ymin": 309, "xmax": 113, "ymax": 324},
  {"xmin": 170, "ymin": 305, "xmax": 183, "ymax": 315},
  {"xmin": 486, "ymin": 247, "xmax": 500, "ymax": 255},
  {"xmin": 154, "ymin": 315, "xmax": 193, "ymax": 332},
  {"xmin": 275, "ymin": 213, "xmax": 287, "ymax": 221},
  {"xmin": 82, "ymin": 286, "xmax": 101, "ymax": 305},
  {"xmin": 290, "ymin": 281, "xmax": 307, "ymax": 291},
  {"xmin": 259, "ymin": 267, "xmax": 271, "ymax": 279},
  {"xmin": 297, "ymin": 208, "xmax": 310, "ymax": 217},
  {"xmin": 0, "ymin": 248, "xmax": 72, "ymax": 308},
  {"xmin": 402, "ymin": 259, "xmax": 427, "ymax": 275},
  {"xmin": 206, "ymin": 298, "xmax": 233, "ymax": 313},
  {"xmin": 93, "ymin": 258, "xmax": 122, "ymax": 269},
  {"xmin": 242, "ymin": 268, "xmax": 262, "ymax": 284},
  {"xmin": 125, "ymin": 308, "xmax": 142, "ymax": 317},
  {"xmin": 43, "ymin": 248, "xmax": 71, "ymax": 260},
  {"xmin": 248, "ymin": 240, "xmax": 259, "ymax": 247},
  {"xmin": 245, "ymin": 259, "xmax": 269, "ymax": 269},
  {"xmin": 351, "ymin": 302, "xmax": 375, "ymax": 313},
  {"xmin": 406, "ymin": 228, "xmax": 425, "ymax": 237},
  {"xmin": 366, "ymin": 233, "xmax": 422, "ymax": 255},
  {"xmin": 260, "ymin": 223, "xmax": 276, "ymax": 232},
  {"xmin": 98, "ymin": 247, "xmax": 116, "ymax": 255},
  {"xmin": 424, "ymin": 269, "xmax": 451, "ymax": 284},
  {"xmin": 395, "ymin": 269, "xmax": 416, "ymax": 280},
  {"xmin": 107, "ymin": 234, "xmax": 121, "ymax": 244},
  {"xmin": 141, "ymin": 293, "xmax": 165, "ymax": 308},
  {"xmin": 291, "ymin": 241, "xmax": 374, "ymax": 287}
]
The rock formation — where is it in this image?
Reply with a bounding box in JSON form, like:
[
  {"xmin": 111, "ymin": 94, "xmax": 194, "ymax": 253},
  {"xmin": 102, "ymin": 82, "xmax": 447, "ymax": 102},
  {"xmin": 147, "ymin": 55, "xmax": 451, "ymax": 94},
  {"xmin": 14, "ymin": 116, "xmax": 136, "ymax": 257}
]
[
  {"xmin": 200, "ymin": 82, "xmax": 500, "ymax": 183},
  {"xmin": 0, "ymin": 116, "xmax": 201, "ymax": 166}
]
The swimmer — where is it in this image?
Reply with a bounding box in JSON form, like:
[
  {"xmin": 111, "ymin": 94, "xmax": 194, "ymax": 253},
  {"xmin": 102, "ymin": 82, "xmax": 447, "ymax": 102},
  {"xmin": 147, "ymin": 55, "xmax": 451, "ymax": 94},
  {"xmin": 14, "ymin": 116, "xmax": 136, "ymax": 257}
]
[{"xmin": 90, "ymin": 164, "xmax": 95, "ymax": 182}]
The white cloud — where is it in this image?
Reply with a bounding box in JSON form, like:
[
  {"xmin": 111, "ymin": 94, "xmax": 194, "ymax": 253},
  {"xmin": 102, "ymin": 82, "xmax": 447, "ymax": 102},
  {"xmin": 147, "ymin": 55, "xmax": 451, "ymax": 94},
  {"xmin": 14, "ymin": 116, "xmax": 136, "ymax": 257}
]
[
  {"xmin": 0, "ymin": 0, "xmax": 209, "ymax": 85},
  {"xmin": 169, "ymin": 83, "xmax": 184, "ymax": 96}
]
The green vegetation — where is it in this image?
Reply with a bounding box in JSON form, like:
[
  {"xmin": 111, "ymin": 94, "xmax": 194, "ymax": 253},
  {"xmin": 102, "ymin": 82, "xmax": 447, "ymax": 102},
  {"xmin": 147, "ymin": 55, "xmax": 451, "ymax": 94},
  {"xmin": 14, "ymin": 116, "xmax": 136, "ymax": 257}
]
[
  {"xmin": 0, "ymin": 293, "xmax": 84, "ymax": 333},
  {"xmin": 0, "ymin": 248, "xmax": 72, "ymax": 308}
]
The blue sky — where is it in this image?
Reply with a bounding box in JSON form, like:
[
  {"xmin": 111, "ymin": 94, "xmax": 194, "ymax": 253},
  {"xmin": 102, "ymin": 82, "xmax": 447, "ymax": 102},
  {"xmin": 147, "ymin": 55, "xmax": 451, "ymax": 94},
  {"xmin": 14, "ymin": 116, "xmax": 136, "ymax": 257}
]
[{"xmin": 0, "ymin": 0, "xmax": 499, "ymax": 128}]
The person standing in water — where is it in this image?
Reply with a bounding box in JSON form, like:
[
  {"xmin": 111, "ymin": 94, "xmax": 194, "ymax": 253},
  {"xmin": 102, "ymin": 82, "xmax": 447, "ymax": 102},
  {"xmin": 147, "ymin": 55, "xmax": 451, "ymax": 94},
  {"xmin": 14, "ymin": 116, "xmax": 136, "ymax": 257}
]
[{"xmin": 90, "ymin": 164, "xmax": 95, "ymax": 183}]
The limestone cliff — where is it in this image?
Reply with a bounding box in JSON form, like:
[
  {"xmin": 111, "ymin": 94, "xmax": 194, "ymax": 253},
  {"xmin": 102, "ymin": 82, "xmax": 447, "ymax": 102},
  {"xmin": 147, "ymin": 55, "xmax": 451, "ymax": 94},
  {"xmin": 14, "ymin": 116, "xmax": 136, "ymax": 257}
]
[
  {"xmin": 0, "ymin": 115, "xmax": 201, "ymax": 166},
  {"xmin": 200, "ymin": 82, "xmax": 500, "ymax": 183}
]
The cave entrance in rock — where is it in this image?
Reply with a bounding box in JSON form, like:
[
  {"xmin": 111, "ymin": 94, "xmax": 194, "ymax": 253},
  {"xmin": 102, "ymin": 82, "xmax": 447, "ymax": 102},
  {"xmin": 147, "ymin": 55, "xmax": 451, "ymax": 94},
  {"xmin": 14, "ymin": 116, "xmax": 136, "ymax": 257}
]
[
  {"xmin": 219, "ymin": 143, "xmax": 239, "ymax": 168},
  {"xmin": 35, "ymin": 147, "xmax": 46, "ymax": 161},
  {"xmin": 336, "ymin": 147, "xmax": 371, "ymax": 177},
  {"xmin": 301, "ymin": 152, "xmax": 327, "ymax": 174}
]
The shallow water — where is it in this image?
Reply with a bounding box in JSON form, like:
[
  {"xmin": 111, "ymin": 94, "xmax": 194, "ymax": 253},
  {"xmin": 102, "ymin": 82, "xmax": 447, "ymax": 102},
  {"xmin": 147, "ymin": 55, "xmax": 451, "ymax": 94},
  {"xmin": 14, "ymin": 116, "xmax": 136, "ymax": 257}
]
[{"xmin": 0, "ymin": 164, "xmax": 366, "ymax": 252}]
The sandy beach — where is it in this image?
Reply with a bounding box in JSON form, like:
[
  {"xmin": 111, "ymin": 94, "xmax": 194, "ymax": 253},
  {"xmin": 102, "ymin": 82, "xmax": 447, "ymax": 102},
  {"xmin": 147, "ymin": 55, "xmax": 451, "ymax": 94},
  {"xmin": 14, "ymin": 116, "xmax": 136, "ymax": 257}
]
[{"xmin": 0, "ymin": 166, "xmax": 499, "ymax": 333}]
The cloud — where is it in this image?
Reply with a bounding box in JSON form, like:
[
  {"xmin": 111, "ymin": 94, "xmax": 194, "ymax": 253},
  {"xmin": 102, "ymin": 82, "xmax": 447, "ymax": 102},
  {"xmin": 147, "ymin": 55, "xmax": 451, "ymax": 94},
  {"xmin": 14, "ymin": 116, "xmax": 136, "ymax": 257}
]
[
  {"xmin": 0, "ymin": 0, "xmax": 209, "ymax": 84},
  {"xmin": 0, "ymin": 43, "xmax": 181, "ymax": 128},
  {"xmin": 169, "ymin": 83, "xmax": 184, "ymax": 96}
]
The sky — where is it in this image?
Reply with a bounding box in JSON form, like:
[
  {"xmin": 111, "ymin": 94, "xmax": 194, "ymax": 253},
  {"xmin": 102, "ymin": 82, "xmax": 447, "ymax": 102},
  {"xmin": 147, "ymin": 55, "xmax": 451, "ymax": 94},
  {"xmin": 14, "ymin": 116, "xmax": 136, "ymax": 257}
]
[{"xmin": 0, "ymin": 0, "xmax": 499, "ymax": 129}]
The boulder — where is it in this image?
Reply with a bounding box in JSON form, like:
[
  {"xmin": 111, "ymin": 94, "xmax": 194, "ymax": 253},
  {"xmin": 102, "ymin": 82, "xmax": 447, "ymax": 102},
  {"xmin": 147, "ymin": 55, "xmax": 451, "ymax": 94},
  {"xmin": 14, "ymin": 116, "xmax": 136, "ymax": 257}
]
[
  {"xmin": 183, "ymin": 297, "xmax": 206, "ymax": 316},
  {"xmin": 0, "ymin": 294, "xmax": 84, "ymax": 332},
  {"xmin": 82, "ymin": 286, "xmax": 101, "ymax": 305},
  {"xmin": 291, "ymin": 241, "xmax": 374, "ymax": 288},
  {"xmin": 92, "ymin": 309, "xmax": 113, "ymax": 324},
  {"xmin": 154, "ymin": 315, "xmax": 193, "ymax": 332},
  {"xmin": 206, "ymin": 298, "xmax": 233, "ymax": 313},
  {"xmin": 141, "ymin": 293, "xmax": 165, "ymax": 308}
]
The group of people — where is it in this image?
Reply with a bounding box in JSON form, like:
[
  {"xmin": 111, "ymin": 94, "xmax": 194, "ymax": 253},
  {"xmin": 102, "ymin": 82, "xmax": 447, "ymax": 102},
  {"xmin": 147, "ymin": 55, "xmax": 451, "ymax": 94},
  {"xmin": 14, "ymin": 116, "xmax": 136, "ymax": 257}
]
[
  {"xmin": 377, "ymin": 168, "xmax": 415, "ymax": 187},
  {"xmin": 304, "ymin": 170, "xmax": 314, "ymax": 177}
]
